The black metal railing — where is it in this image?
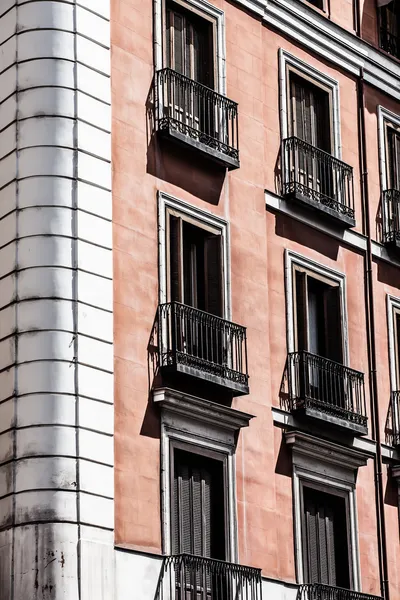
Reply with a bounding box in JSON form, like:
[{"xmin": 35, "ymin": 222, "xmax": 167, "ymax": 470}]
[
  {"xmin": 382, "ymin": 189, "xmax": 400, "ymax": 244},
  {"xmin": 282, "ymin": 137, "xmax": 355, "ymax": 220},
  {"xmin": 155, "ymin": 68, "xmax": 239, "ymax": 162},
  {"xmin": 380, "ymin": 27, "xmax": 400, "ymax": 59},
  {"xmin": 150, "ymin": 302, "xmax": 248, "ymax": 390},
  {"xmin": 155, "ymin": 554, "xmax": 262, "ymax": 600},
  {"xmin": 390, "ymin": 390, "xmax": 400, "ymax": 446},
  {"xmin": 287, "ymin": 351, "xmax": 367, "ymax": 427},
  {"xmin": 298, "ymin": 583, "xmax": 382, "ymax": 600}
]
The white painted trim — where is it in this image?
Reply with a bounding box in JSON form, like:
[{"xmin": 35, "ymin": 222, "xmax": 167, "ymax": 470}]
[
  {"xmin": 158, "ymin": 393, "xmax": 241, "ymax": 562},
  {"xmin": 284, "ymin": 249, "xmax": 349, "ymax": 364},
  {"xmin": 386, "ymin": 294, "xmax": 400, "ymax": 392},
  {"xmin": 153, "ymin": 0, "xmax": 226, "ymax": 95},
  {"xmin": 288, "ymin": 434, "xmax": 364, "ymax": 590},
  {"xmin": 157, "ymin": 191, "xmax": 231, "ymax": 319},
  {"xmin": 278, "ymin": 49, "xmax": 341, "ymax": 158}
]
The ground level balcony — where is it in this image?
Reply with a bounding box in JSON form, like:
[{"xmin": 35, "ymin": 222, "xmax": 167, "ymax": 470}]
[
  {"xmin": 155, "ymin": 554, "xmax": 262, "ymax": 600},
  {"xmin": 155, "ymin": 68, "xmax": 239, "ymax": 170},
  {"xmin": 299, "ymin": 583, "xmax": 382, "ymax": 600},
  {"xmin": 382, "ymin": 189, "xmax": 400, "ymax": 251},
  {"xmin": 282, "ymin": 137, "xmax": 355, "ymax": 228},
  {"xmin": 286, "ymin": 351, "xmax": 367, "ymax": 435},
  {"xmin": 149, "ymin": 302, "xmax": 249, "ymax": 396}
]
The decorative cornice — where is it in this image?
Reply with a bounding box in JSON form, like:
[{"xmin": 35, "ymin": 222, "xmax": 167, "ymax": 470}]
[
  {"xmin": 153, "ymin": 387, "xmax": 254, "ymax": 431},
  {"xmin": 285, "ymin": 430, "xmax": 371, "ymax": 470},
  {"xmin": 237, "ymin": 0, "xmax": 400, "ymax": 101}
]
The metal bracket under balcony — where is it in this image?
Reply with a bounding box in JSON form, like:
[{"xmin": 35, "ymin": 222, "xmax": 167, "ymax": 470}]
[
  {"xmin": 155, "ymin": 68, "xmax": 240, "ymax": 170},
  {"xmin": 298, "ymin": 583, "xmax": 382, "ymax": 600},
  {"xmin": 149, "ymin": 302, "xmax": 249, "ymax": 396},
  {"xmin": 382, "ymin": 189, "xmax": 400, "ymax": 251},
  {"xmin": 286, "ymin": 351, "xmax": 367, "ymax": 435},
  {"xmin": 155, "ymin": 554, "xmax": 262, "ymax": 600},
  {"xmin": 282, "ymin": 137, "xmax": 355, "ymax": 228}
]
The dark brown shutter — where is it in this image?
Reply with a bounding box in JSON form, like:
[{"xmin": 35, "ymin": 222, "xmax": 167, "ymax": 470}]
[
  {"xmin": 169, "ymin": 215, "xmax": 182, "ymax": 303},
  {"xmin": 204, "ymin": 234, "xmax": 222, "ymax": 317},
  {"xmin": 295, "ymin": 270, "xmax": 308, "ymax": 352},
  {"xmin": 323, "ymin": 286, "xmax": 343, "ymax": 363},
  {"xmin": 388, "ymin": 128, "xmax": 400, "ymax": 190},
  {"xmin": 173, "ymin": 12, "xmax": 184, "ymax": 75}
]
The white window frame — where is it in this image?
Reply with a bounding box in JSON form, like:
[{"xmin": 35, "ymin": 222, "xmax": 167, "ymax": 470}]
[
  {"xmin": 278, "ymin": 49, "xmax": 342, "ymax": 158},
  {"xmin": 155, "ymin": 388, "xmax": 243, "ymax": 561},
  {"xmin": 157, "ymin": 191, "xmax": 231, "ymax": 319},
  {"xmin": 387, "ymin": 294, "xmax": 400, "ymax": 393},
  {"xmin": 154, "ymin": 0, "xmax": 226, "ymax": 95},
  {"xmin": 284, "ymin": 249, "xmax": 349, "ymax": 365},
  {"xmin": 286, "ymin": 431, "xmax": 365, "ymax": 590}
]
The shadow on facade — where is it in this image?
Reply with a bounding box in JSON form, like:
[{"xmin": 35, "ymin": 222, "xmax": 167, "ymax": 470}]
[{"xmin": 274, "ymin": 213, "xmax": 341, "ymax": 260}]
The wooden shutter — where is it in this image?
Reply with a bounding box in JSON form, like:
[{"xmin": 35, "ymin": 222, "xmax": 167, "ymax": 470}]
[
  {"xmin": 290, "ymin": 76, "xmax": 331, "ymax": 151},
  {"xmin": 303, "ymin": 487, "xmax": 350, "ymax": 588},
  {"xmin": 173, "ymin": 450, "xmax": 225, "ymax": 559},
  {"xmin": 204, "ymin": 234, "xmax": 222, "ymax": 317},
  {"xmin": 323, "ymin": 286, "xmax": 343, "ymax": 363},
  {"xmin": 295, "ymin": 270, "xmax": 308, "ymax": 352},
  {"xmin": 169, "ymin": 215, "xmax": 183, "ymax": 303}
]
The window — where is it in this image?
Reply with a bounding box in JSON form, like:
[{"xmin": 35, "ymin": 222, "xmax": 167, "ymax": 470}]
[
  {"xmin": 289, "ymin": 74, "xmax": 331, "ymax": 153},
  {"xmin": 294, "ymin": 267, "xmax": 343, "ymax": 362},
  {"xmin": 166, "ymin": 2, "xmax": 214, "ymax": 88},
  {"xmin": 172, "ymin": 449, "xmax": 226, "ymax": 559},
  {"xmin": 305, "ymin": 0, "xmax": 324, "ymax": 10},
  {"xmin": 167, "ymin": 211, "xmax": 223, "ymax": 317},
  {"xmin": 302, "ymin": 486, "xmax": 351, "ymax": 588},
  {"xmin": 379, "ymin": 1, "xmax": 400, "ymax": 59},
  {"xmin": 386, "ymin": 125, "xmax": 400, "ymax": 190}
]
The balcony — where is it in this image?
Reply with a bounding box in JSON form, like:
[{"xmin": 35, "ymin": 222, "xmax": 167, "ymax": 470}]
[
  {"xmin": 298, "ymin": 583, "xmax": 382, "ymax": 600},
  {"xmin": 282, "ymin": 137, "xmax": 355, "ymax": 228},
  {"xmin": 388, "ymin": 390, "xmax": 400, "ymax": 446},
  {"xmin": 155, "ymin": 554, "xmax": 262, "ymax": 600},
  {"xmin": 155, "ymin": 68, "xmax": 239, "ymax": 170},
  {"xmin": 149, "ymin": 302, "xmax": 249, "ymax": 396},
  {"xmin": 382, "ymin": 189, "xmax": 400, "ymax": 250},
  {"xmin": 286, "ymin": 351, "xmax": 367, "ymax": 435},
  {"xmin": 380, "ymin": 27, "xmax": 400, "ymax": 60}
]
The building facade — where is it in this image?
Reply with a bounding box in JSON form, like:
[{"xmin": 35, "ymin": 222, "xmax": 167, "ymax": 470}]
[{"xmin": 2, "ymin": 0, "xmax": 400, "ymax": 598}]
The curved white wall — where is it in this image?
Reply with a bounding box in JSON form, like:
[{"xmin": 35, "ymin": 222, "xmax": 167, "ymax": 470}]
[{"xmin": 0, "ymin": 1, "xmax": 113, "ymax": 598}]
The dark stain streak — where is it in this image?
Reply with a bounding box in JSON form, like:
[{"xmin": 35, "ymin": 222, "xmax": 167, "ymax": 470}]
[
  {"xmin": 44, "ymin": 557, "xmax": 57, "ymax": 569},
  {"xmin": 60, "ymin": 552, "xmax": 65, "ymax": 568}
]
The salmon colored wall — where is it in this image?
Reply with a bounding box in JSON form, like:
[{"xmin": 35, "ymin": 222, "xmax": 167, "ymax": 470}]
[{"xmin": 111, "ymin": 0, "xmax": 400, "ymax": 592}]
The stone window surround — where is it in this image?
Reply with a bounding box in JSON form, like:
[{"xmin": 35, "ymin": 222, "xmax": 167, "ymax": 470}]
[
  {"xmin": 153, "ymin": 0, "xmax": 226, "ymax": 95},
  {"xmin": 278, "ymin": 49, "xmax": 342, "ymax": 159},
  {"xmin": 154, "ymin": 387, "xmax": 254, "ymax": 561},
  {"xmin": 284, "ymin": 249, "xmax": 350, "ymax": 365},
  {"xmin": 157, "ymin": 191, "xmax": 231, "ymax": 319},
  {"xmin": 377, "ymin": 106, "xmax": 400, "ymax": 193},
  {"xmin": 285, "ymin": 430, "xmax": 368, "ymax": 589}
]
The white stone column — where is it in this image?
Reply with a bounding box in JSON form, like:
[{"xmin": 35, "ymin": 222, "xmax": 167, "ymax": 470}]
[{"xmin": 0, "ymin": 1, "xmax": 113, "ymax": 598}]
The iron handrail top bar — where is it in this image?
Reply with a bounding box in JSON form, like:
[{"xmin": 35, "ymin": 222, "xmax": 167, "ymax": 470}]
[
  {"xmin": 157, "ymin": 67, "xmax": 238, "ymax": 107},
  {"xmin": 167, "ymin": 552, "xmax": 262, "ymax": 573},
  {"xmin": 283, "ymin": 136, "xmax": 353, "ymax": 170},
  {"xmin": 301, "ymin": 582, "xmax": 382, "ymax": 600},
  {"xmin": 159, "ymin": 301, "xmax": 247, "ymax": 331},
  {"xmin": 383, "ymin": 187, "xmax": 400, "ymax": 196},
  {"xmin": 288, "ymin": 350, "xmax": 364, "ymax": 377}
]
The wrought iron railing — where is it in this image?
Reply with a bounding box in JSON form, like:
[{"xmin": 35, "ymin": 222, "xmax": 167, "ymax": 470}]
[
  {"xmin": 155, "ymin": 554, "xmax": 262, "ymax": 600},
  {"xmin": 389, "ymin": 390, "xmax": 400, "ymax": 446},
  {"xmin": 380, "ymin": 27, "xmax": 400, "ymax": 59},
  {"xmin": 298, "ymin": 583, "xmax": 382, "ymax": 600},
  {"xmin": 382, "ymin": 189, "xmax": 400, "ymax": 244},
  {"xmin": 155, "ymin": 68, "xmax": 239, "ymax": 162},
  {"xmin": 282, "ymin": 137, "xmax": 355, "ymax": 220},
  {"xmin": 287, "ymin": 351, "xmax": 367, "ymax": 427},
  {"xmin": 150, "ymin": 302, "xmax": 248, "ymax": 390}
]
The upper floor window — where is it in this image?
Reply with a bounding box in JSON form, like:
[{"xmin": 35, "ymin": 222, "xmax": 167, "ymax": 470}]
[
  {"xmin": 168, "ymin": 211, "xmax": 223, "ymax": 317},
  {"xmin": 166, "ymin": 2, "xmax": 214, "ymax": 88},
  {"xmin": 379, "ymin": 0, "xmax": 400, "ymax": 60},
  {"xmin": 386, "ymin": 125, "xmax": 400, "ymax": 190},
  {"xmin": 302, "ymin": 486, "xmax": 351, "ymax": 588},
  {"xmin": 304, "ymin": 0, "xmax": 324, "ymax": 11}
]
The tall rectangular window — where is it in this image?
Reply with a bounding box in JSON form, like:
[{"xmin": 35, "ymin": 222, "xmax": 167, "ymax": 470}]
[
  {"xmin": 302, "ymin": 487, "xmax": 351, "ymax": 588},
  {"xmin": 294, "ymin": 268, "xmax": 343, "ymax": 363},
  {"xmin": 172, "ymin": 449, "xmax": 226, "ymax": 559},
  {"xmin": 168, "ymin": 213, "xmax": 223, "ymax": 317},
  {"xmin": 380, "ymin": 1, "xmax": 400, "ymax": 59},
  {"xmin": 387, "ymin": 126, "xmax": 400, "ymax": 190},
  {"xmin": 166, "ymin": 2, "xmax": 214, "ymax": 88}
]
